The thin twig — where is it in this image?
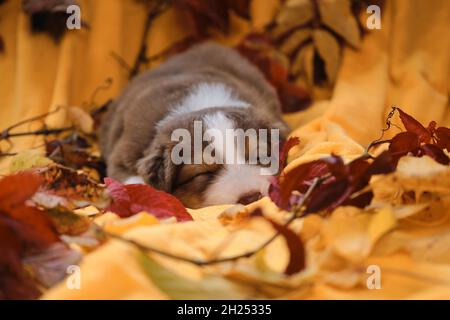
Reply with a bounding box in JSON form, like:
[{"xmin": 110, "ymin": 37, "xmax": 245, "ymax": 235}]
[
  {"xmin": 101, "ymin": 178, "xmax": 321, "ymax": 266},
  {"xmin": 0, "ymin": 107, "xmax": 63, "ymax": 140},
  {"xmin": 0, "ymin": 152, "xmax": 18, "ymax": 157},
  {"xmin": 3, "ymin": 127, "xmax": 74, "ymax": 139}
]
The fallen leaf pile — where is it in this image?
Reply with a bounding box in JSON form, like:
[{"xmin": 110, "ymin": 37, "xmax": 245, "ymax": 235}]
[{"xmin": 1, "ymin": 106, "xmax": 449, "ymax": 300}]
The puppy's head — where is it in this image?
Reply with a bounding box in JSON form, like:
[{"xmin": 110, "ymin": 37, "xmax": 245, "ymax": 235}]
[{"xmin": 137, "ymin": 107, "xmax": 288, "ymax": 208}]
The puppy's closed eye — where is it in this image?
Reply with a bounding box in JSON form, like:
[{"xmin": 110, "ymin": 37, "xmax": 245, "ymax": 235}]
[{"xmin": 175, "ymin": 163, "xmax": 221, "ymax": 187}]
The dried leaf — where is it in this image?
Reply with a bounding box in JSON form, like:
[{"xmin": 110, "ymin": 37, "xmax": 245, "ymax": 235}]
[
  {"xmin": 302, "ymin": 44, "xmax": 315, "ymax": 85},
  {"xmin": 0, "ymin": 172, "xmax": 60, "ymax": 299},
  {"xmin": 0, "ymin": 172, "xmax": 59, "ymax": 247},
  {"xmin": 47, "ymin": 207, "xmax": 91, "ymax": 236},
  {"xmin": 0, "ymin": 221, "xmax": 41, "ymax": 300},
  {"xmin": 276, "ymin": 0, "xmax": 313, "ymax": 27},
  {"xmin": 420, "ymin": 143, "xmax": 450, "ymax": 165},
  {"xmin": 435, "ymin": 127, "xmax": 450, "ymax": 151},
  {"xmin": 34, "ymin": 164, "xmax": 110, "ymax": 209},
  {"xmin": 317, "ymin": 0, "xmax": 361, "ymax": 48},
  {"xmin": 397, "ymin": 108, "xmax": 432, "ymax": 143},
  {"xmin": 46, "ymin": 139, "xmax": 106, "ymax": 178},
  {"xmin": 291, "ymin": 43, "xmax": 312, "ymax": 75},
  {"xmin": 280, "ymin": 28, "xmax": 311, "ymax": 56},
  {"xmin": 313, "ymin": 29, "xmax": 340, "ymax": 83}
]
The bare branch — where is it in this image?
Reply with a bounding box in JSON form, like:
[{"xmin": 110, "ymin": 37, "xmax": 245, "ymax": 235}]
[{"xmin": 129, "ymin": 0, "xmax": 172, "ymax": 78}]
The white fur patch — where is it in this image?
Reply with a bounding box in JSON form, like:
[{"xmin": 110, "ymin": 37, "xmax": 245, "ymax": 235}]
[
  {"xmin": 202, "ymin": 164, "xmax": 271, "ymax": 206},
  {"xmin": 124, "ymin": 176, "xmax": 145, "ymax": 185},
  {"xmin": 158, "ymin": 83, "xmax": 248, "ymax": 127}
]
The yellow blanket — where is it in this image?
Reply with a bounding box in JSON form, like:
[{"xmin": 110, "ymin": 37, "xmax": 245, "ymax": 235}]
[{"xmin": 1, "ymin": 0, "xmax": 450, "ymax": 299}]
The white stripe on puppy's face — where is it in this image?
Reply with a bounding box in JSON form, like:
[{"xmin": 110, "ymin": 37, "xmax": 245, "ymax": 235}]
[
  {"xmin": 176, "ymin": 82, "xmax": 249, "ymax": 113},
  {"xmin": 202, "ymin": 112, "xmax": 270, "ymax": 206},
  {"xmin": 202, "ymin": 164, "xmax": 270, "ymax": 206},
  {"xmin": 157, "ymin": 83, "xmax": 249, "ymax": 128}
]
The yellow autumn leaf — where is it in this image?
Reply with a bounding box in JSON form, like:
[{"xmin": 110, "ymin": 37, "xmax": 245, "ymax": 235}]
[
  {"xmin": 103, "ymin": 212, "xmax": 160, "ymax": 235},
  {"xmin": 368, "ymin": 207, "xmax": 397, "ymax": 244},
  {"xmin": 323, "ymin": 206, "xmax": 396, "ymax": 263}
]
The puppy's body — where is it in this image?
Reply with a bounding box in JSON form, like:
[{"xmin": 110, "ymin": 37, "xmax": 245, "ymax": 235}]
[{"xmin": 100, "ymin": 43, "xmax": 288, "ymax": 208}]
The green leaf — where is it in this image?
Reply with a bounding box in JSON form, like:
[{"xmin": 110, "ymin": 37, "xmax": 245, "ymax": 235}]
[
  {"xmin": 138, "ymin": 253, "xmax": 248, "ymax": 300},
  {"xmin": 9, "ymin": 149, "xmax": 53, "ymax": 173}
]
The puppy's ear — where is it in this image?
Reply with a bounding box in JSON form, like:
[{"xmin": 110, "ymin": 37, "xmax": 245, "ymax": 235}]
[{"xmin": 137, "ymin": 142, "xmax": 176, "ymax": 192}]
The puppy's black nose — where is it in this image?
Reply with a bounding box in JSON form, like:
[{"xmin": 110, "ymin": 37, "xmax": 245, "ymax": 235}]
[{"xmin": 237, "ymin": 192, "xmax": 263, "ymax": 205}]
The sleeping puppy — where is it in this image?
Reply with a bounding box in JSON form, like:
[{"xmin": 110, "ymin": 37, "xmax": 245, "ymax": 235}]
[{"xmin": 99, "ymin": 43, "xmax": 289, "ymax": 208}]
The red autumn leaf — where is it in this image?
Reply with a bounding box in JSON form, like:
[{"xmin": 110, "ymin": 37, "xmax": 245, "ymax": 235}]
[
  {"xmin": 435, "ymin": 127, "xmax": 450, "ymax": 151},
  {"xmin": 251, "ymin": 209, "xmax": 305, "ymax": 275},
  {"xmin": 104, "ymin": 178, "xmax": 193, "ymax": 222},
  {"xmin": 0, "ymin": 172, "xmax": 60, "ymax": 300},
  {"xmin": 397, "ymin": 108, "xmax": 432, "ymax": 143},
  {"xmin": 305, "ymin": 178, "xmax": 351, "ymax": 214},
  {"xmin": 0, "ymin": 171, "xmax": 42, "ymax": 211},
  {"xmin": 342, "ymin": 191, "xmax": 374, "ymax": 208},
  {"xmin": 0, "ymin": 172, "xmax": 59, "ymax": 246},
  {"xmin": 279, "ymin": 137, "xmax": 300, "ymax": 170},
  {"xmin": 275, "ymin": 160, "xmax": 330, "ymax": 210},
  {"xmin": 268, "ymin": 218, "xmax": 304, "ymax": 275},
  {"xmin": 365, "ymin": 150, "xmax": 398, "ymax": 176},
  {"xmin": 388, "ymin": 131, "xmax": 420, "ymax": 156},
  {"xmin": 419, "ymin": 144, "xmax": 450, "ymax": 165},
  {"xmin": 0, "ymin": 221, "xmax": 41, "ymax": 300}
]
